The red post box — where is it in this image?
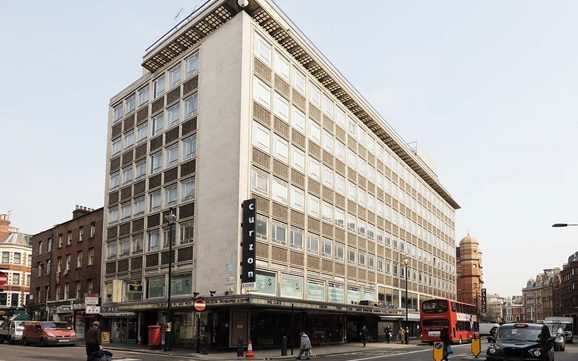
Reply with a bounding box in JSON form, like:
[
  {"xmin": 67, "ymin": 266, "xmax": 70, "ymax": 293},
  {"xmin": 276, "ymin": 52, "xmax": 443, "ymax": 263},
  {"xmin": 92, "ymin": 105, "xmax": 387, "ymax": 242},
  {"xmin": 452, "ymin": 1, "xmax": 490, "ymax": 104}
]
[{"xmin": 148, "ymin": 325, "xmax": 162, "ymax": 349}]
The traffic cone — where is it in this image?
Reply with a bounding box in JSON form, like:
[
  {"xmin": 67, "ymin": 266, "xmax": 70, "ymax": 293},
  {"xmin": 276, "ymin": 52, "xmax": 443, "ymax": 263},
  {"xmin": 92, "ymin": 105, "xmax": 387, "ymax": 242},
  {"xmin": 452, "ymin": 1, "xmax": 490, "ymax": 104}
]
[{"xmin": 245, "ymin": 339, "xmax": 254, "ymax": 359}]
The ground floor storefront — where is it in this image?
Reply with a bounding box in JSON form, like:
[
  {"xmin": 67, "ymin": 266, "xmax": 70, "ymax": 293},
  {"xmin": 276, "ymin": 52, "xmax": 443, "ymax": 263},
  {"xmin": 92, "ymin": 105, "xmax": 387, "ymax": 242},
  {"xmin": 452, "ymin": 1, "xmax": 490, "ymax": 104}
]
[{"xmin": 98, "ymin": 294, "xmax": 420, "ymax": 350}]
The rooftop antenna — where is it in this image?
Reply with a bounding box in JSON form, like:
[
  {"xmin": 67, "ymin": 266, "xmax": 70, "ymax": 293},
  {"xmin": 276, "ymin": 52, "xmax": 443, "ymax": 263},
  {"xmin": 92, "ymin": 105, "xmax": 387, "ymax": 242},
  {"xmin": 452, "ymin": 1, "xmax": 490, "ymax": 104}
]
[{"xmin": 174, "ymin": 8, "xmax": 183, "ymax": 21}]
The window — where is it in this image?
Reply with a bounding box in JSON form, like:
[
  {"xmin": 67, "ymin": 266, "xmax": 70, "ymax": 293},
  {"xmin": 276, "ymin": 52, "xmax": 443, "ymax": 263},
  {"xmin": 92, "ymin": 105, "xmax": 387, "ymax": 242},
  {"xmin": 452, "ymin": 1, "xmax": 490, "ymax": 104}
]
[
  {"xmin": 291, "ymin": 146, "xmax": 305, "ymax": 172},
  {"xmin": 64, "ymin": 283, "xmax": 69, "ymax": 300},
  {"xmin": 347, "ymin": 213, "xmax": 356, "ymax": 233},
  {"xmin": 135, "ymin": 159, "xmax": 146, "ymax": 179},
  {"xmin": 368, "ymin": 254, "xmax": 375, "ymax": 270},
  {"xmin": 136, "ymin": 123, "xmax": 148, "ymax": 143},
  {"xmin": 290, "ymin": 186, "xmax": 305, "ymax": 211},
  {"xmin": 292, "ymin": 106, "xmax": 305, "ymax": 133},
  {"xmin": 166, "ymin": 144, "xmax": 179, "ymax": 166},
  {"xmin": 308, "ymin": 194, "xmax": 320, "ymax": 218},
  {"xmin": 181, "ymin": 177, "xmax": 195, "ymax": 201},
  {"xmin": 256, "ymin": 215, "xmax": 268, "ymax": 241},
  {"xmin": 335, "ymin": 140, "xmax": 345, "ymax": 161},
  {"xmin": 78, "ymin": 228, "xmax": 84, "ymax": 242},
  {"xmin": 274, "ymin": 51, "xmax": 290, "ymax": 80},
  {"xmin": 138, "ymin": 86, "xmax": 149, "ymax": 106},
  {"xmin": 253, "ymin": 76, "xmax": 271, "ymax": 109},
  {"xmin": 274, "ymin": 93, "xmax": 289, "ymax": 120},
  {"xmin": 348, "ymin": 247, "xmax": 356, "ymax": 264},
  {"xmin": 132, "ymin": 234, "xmax": 143, "ymax": 253},
  {"xmin": 134, "ymin": 196, "xmax": 145, "ymax": 215},
  {"xmin": 377, "ymin": 257, "xmax": 384, "ymax": 272},
  {"xmin": 153, "ymin": 75, "xmax": 165, "ymax": 98},
  {"xmin": 13, "ymin": 253, "xmax": 21, "ymax": 265},
  {"xmin": 121, "ymin": 202, "xmax": 131, "ymax": 220},
  {"xmin": 76, "ymin": 251, "xmax": 83, "ymax": 268},
  {"xmin": 252, "ymin": 121, "xmax": 270, "ymax": 152},
  {"xmin": 47, "ymin": 238, "xmax": 52, "ymax": 252},
  {"xmin": 67, "ymin": 231, "xmax": 72, "ymax": 245},
  {"xmin": 182, "ymin": 134, "xmax": 197, "ymax": 159},
  {"xmin": 335, "ymin": 207, "xmax": 345, "ymax": 228},
  {"xmin": 271, "ymin": 221, "xmax": 287, "ymax": 245},
  {"xmin": 180, "ymin": 221, "xmax": 194, "ymax": 245},
  {"xmin": 126, "ymin": 94, "xmax": 135, "ymax": 114},
  {"xmin": 167, "ymin": 104, "xmax": 180, "ymax": 126},
  {"xmin": 124, "ymin": 131, "xmax": 134, "ymax": 149},
  {"xmin": 254, "ymin": 32, "xmax": 271, "ymax": 65},
  {"xmin": 76, "ymin": 281, "xmax": 82, "ymax": 299},
  {"xmin": 184, "ymin": 93, "xmax": 198, "ymax": 117},
  {"xmin": 110, "ymin": 171, "xmax": 120, "ymax": 189},
  {"xmin": 335, "ymin": 107, "xmax": 346, "ymax": 129},
  {"xmin": 58, "ymin": 234, "xmax": 63, "ymax": 248},
  {"xmin": 12, "ymin": 273, "xmax": 20, "ymax": 285},
  {"xmin": 119, "ymin": 238, "xmax": 130, "ymax": 256},
  {"xmin": 323, "ymin": 130, "xmax": 333, "ymax": 152},
  {"xmin": 347, "ymin": 148, "xmax": 356, "ymax": 169},
  {"xmin": 335, "ymin": 174, "xmax": 345, "ymax": 194},
  {"xmin": 308, "ymin": 156, "xmax": 320, "ymax": 180},
  {"xmin": 290, "ymin": 228, "xmax": 303, "ymax": 249},
  {"xmin": 272, "ymin": 178, "xmax": 288, "ymax": 204},
  {"xmin": 322, "ymin": 202, "xmax": 333, "ymax": 223},
  {"xmin": 251, "ymin": 167, "xmax": 269, "ymax": 196},
  {"xmin": 169, "ymin": 65, "xmax": 181, "ymax": 88},
  {"xmin": 87, "ymin": 279, "xmax": 94, "ymax": 293},
  {"xmin": 149, "ymin": 191, "xmax": 161, "ymax": 211},
  {"xmin": 46, "ymin": 260, "xmax": 51, "ymax": 275},
  {"xmin": 348, "ymin": 116, "xmax": 356, "ymax": 136},
  {"xmin": 185, "ymin": 50, "xmax": 199, "ymax": 77},
  {"xmin": 165, "ymin": 184, "xmax": 177, "ymax": 207},
  {"xmin": 334, "ymin": 243, "xmax": 344, "ymax": 261},
  {"xmin": 322, "ymin": 238, "xmax": 332, "ymax": 257},
  {"xmin": 293, "ymin": 70, "xmax": 306, "ymax": 94},
  {"xmin": 347, "ymin": 180, "xmax": 357, "ymax": 201},
  {"xmin": 358, "ymin": 251, "xmax": 366, "ymax": 267},
  {"xmin": 322, "ymin": 94, "xmax": 333, "ymax": 117},
  {"xmin": 112, "ymin": 138, "xmax": 121, "ymax": 155},
  {"xmin": 309, "ymin": 83, "xmax": 321, "ymax": 107},
  {"xmin": 270, "ymin": 135, "xmax": 289, "ymax": 163},
  {"xmin": 151, "ymin": 152, "xmax": 162, "ymax": 174},
  {"xmin": 122, "ymin": 166, "xmax": 132, "ymax": 184},
  {"xmin": 307, "ymin": 234, "xmax": 319, "ymax": 254},
  {"xmin": 308, "ymin": 119, "xmax": 320, "ymax": 143},
  {"xmin": 88, "ymin": 248, "xmax": 95, "ymax": 265},
  {"xmin": 152, "ymin": 113, "xmax": 164, "ymax": 135},
  {"xmin": 113, "ymin": 103, "xmax": 123, "ymax": 122},
  {"xmin": 322, "ymin": 165, "xmax": 333, "ymax": 187},
  {"xmin": 107, "ymin": 241, "xmax": 116, "ymax": 260},
  {"xmin": 148, "ymin": 230, "xmax": 160, "ymax": 251}
]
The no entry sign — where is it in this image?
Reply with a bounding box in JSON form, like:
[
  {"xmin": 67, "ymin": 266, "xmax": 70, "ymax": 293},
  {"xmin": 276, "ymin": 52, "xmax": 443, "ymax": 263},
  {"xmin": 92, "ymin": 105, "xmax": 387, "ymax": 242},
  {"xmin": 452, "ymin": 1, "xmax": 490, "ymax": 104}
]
[
  {"xmin": 194, "ymin": 299, "xmax": 206, "ymax": 312},
  {"xmin": 0, "ymin": 272, "xmax": 8, "ymax": 286}
]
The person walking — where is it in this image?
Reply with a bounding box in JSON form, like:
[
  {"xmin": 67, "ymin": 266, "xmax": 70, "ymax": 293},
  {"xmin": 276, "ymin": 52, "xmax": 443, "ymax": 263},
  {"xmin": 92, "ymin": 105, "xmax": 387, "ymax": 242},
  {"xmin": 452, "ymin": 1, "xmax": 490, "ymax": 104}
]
[
  {"xmin": 296, "ymin": 331, "xmax": 312, "ymax": 360},
  {"xmin": 397, "ymin": 327, "xmax": 405, "ymax": 344},
  {"xmin": 384, "ymin": 326, "xmax": 391, "ymax": 343},
  {"xmin": 440, "ymin": 327, "xmax": 452, "ymax": 361},
  {"xmin": 360, "ymin": 326, "xmax": 369, "ymax": 347},
  {"xmin": 85, "ymin": 321, "xmax": 102, "ymax": 361}
]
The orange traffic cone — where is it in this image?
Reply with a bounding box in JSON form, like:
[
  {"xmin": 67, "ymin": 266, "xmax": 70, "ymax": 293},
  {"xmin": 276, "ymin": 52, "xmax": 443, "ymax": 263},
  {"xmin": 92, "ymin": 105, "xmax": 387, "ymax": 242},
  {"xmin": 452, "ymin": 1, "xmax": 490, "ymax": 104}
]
[{"xmin": 245, "ymin": 339, "xmax": 254, "ymax": 359}]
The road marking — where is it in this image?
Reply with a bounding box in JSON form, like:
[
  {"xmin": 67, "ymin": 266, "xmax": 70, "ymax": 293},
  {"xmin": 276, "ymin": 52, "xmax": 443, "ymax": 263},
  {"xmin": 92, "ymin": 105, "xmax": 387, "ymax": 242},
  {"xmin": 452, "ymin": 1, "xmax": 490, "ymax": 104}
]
[{"xmin": 113, "ymin": 359, "xmax": 142, "ymax": 361}]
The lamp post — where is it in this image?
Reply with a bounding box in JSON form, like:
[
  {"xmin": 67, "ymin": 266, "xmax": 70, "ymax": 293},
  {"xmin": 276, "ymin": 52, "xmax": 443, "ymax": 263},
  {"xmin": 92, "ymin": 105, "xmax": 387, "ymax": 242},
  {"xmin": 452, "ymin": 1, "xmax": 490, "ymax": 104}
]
[
  {"xmin": 403, "ymin": 257, "xmax": 409, "ymax": 344},
  {"xmin": 164, "ymin": 208, "xmax": 177, "ymax": 352}
]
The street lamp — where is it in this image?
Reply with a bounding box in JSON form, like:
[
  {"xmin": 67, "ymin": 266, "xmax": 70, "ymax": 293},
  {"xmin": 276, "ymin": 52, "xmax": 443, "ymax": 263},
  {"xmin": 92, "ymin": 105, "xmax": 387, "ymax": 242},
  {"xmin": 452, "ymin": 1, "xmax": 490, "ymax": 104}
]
[
  {"xmin": 552, "ymin": 223, "xmax": 578, "ymax": 227},
  {"xmin": 403, "ymin": 257, "xmax": 409, "ymax": 344},
  {"xmin": 164, "ymin": 207, "xmax": 177, "ymax": 352}
]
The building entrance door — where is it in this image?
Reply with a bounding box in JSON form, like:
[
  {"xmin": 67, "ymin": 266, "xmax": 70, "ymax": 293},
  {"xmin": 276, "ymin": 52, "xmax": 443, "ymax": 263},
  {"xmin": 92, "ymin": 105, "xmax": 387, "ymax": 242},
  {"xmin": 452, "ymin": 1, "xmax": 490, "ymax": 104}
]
[{"xmin": 230, "ymin": 311, "xmax": 248, "ymax": 347}]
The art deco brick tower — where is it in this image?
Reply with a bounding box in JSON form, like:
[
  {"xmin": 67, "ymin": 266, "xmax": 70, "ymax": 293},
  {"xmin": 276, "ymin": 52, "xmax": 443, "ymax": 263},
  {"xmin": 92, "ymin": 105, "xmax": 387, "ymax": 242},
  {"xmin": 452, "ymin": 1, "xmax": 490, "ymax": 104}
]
[{"xmin": 456, "ymin": 234, "xmax": 483, "ymax": 310}]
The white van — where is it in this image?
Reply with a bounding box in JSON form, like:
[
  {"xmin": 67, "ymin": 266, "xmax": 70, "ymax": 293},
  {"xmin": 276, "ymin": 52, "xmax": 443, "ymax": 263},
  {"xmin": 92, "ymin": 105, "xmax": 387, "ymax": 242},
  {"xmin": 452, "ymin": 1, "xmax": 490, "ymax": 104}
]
[{"xmin": 479, "ymin": 322, "xmax": 500, "ymax": 336}]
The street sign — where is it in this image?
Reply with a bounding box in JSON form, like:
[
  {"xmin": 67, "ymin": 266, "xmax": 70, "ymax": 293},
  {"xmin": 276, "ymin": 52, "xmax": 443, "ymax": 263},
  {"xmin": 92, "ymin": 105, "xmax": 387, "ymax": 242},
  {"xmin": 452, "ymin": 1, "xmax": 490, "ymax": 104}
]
[
  {"xmin": 86, "ymin": 305, "xmax": 101, "ymax": 314},
  {"xmin": 0, "ymin": 272, "xmax": 7, "ymax": 286},
  {"xmin": 85, "ymin": 296, "xmax": 99, "ymax": 305},
  {"xmin": 471, "ymin": 337, "xmax": 481, "ymax": 357},
  {"xmin": 194, "ymin": 299, "xmax": 206, "ymax": 312},
  {"xmin": 433, "ymin": 342, "xmax": 444, "ymax": 361}
]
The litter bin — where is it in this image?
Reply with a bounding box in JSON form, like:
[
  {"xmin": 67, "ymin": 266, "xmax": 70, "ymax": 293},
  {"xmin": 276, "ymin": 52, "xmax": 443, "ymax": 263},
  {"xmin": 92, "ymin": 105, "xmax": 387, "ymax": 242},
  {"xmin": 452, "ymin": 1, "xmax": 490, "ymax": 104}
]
[{"xmin": 148, "ymin": 325, "xmax": 162, "ymax": 349}]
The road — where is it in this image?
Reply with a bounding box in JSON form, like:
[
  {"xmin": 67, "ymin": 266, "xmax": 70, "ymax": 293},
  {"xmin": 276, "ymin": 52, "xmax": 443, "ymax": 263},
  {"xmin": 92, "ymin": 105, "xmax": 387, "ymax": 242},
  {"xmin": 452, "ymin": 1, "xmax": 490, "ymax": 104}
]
[{"xmin": 0, "ymin": 341, "xmax": 576, "ymax": 360}]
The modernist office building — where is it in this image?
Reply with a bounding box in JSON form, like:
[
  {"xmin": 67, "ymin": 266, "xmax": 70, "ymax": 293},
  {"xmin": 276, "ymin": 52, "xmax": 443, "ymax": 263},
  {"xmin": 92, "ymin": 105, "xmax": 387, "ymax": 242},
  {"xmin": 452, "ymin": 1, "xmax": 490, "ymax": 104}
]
[{"xmin": 102, "ymin": 0, "xmax": 459, "ymax": 348}]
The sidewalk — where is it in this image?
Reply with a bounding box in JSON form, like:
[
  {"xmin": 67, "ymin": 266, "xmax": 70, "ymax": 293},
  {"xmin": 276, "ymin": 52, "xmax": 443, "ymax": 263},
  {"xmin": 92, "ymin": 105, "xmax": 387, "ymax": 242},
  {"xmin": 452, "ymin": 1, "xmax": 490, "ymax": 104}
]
[{"xmin": 102, "ymin": 339, "xmax": 423, "ymax": 360}]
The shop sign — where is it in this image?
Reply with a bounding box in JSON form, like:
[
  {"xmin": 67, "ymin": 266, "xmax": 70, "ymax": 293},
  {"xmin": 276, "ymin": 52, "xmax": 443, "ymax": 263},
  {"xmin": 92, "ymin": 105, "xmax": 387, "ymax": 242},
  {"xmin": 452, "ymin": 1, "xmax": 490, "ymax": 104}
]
[
  {"xmin": 85, "ymin": 297, "xmax": 99, "ymax": 305},
  {"xmin": 306, "ymin": 280, "xmax": 325, "ymax": 301},
  {"xmin": 241, "ymin": 198, "xmax": 256, "ymax": 287},
  {"xmin": 86, "ymin": 305, "xmax": 100, "ymax": 314},
  {"xmin": 280, "ymin": 274, "xmax": 303, "ymax": 299},
  {"xmin": 253, "ymin": 272, "xmax": 276, "ymax": 295},
  {"xmin": 56, "ymin": 305, "xmax": 72, "ymax": 313},
  {"xmin": 328, "ymin": 283, "xmax": 344, "ymax": 303},
  {"xmin": 171, "ymin": 275, "xmax": 192, "ymax": 296}
]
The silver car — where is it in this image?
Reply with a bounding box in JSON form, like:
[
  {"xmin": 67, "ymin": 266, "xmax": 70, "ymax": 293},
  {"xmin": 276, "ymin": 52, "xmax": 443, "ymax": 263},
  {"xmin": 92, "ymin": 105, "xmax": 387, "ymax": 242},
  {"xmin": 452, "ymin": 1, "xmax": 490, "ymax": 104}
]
[{"xmin": 548, "ymin": 324, "xmax": 565, "ymax": 351}]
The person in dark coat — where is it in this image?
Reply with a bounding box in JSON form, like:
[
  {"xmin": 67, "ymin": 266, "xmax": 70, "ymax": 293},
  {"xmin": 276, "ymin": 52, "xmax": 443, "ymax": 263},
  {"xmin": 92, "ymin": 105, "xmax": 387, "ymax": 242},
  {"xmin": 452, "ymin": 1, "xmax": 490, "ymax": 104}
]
[
  {"xmin": 85, "ymin": 321, "xmax": 102, "ymax": 360},
  {"xmin": 384, "ymin": 326, "xmax": 391, "ymax": 343},
  {"xmin": 360, "ymin": 326, "xmax": 369, "ymax": 347},
  {"xmin": 440, "ymin": 327, "xmax": 451, "ymax": 361}
]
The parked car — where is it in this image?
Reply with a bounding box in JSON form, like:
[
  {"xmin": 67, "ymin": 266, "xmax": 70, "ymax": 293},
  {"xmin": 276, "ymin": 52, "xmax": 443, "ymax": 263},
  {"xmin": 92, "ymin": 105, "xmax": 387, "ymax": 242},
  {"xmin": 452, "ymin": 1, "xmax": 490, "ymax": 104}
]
[
  {"xmin": 486, "ymin": 323, "xmax": 555, "ymax": 361},
  {"xmin": 22, "ymin": 321, "xmax": 76, "ymax": 346}
]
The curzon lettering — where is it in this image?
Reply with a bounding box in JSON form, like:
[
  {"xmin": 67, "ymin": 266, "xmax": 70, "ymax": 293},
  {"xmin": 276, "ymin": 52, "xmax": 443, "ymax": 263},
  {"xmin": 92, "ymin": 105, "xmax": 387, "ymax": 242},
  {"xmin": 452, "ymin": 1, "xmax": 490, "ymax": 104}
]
[
  {"xmin": 248, "ymin": 230, "xmax": 254, "ymax": 237},
  {"xmin": 249, "ymin": 203, "xmax": 255, "ymax": 210},
  {"xmin": 247, "ymin": 257, "xmax": 254, "ymax": 264},
  {"xmin": 249, "ymin": 244, "xmax": 254, "ymax": 250},
  {"xmin": 241, "ymin": 199, "xmax": 257, "ymax": 284},
  {"xmin": 248, "ymin": 216, "xmax": 255, "ymax": 224}
]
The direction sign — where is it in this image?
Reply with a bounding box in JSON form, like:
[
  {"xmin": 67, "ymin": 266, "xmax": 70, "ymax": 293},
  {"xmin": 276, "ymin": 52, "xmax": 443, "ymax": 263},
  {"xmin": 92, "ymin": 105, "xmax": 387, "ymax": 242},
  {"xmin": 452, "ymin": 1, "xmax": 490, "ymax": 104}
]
[
  {"xmin": 433, "ymin": 342, "xmax": 444, "ymax": 361},
  {"xmin": 0, "ymin": 272, "xmax": 7, "ymax": 286},
  {"xmin": 194, "ymin": 299, "xmax": 206, "ymax": 312}
]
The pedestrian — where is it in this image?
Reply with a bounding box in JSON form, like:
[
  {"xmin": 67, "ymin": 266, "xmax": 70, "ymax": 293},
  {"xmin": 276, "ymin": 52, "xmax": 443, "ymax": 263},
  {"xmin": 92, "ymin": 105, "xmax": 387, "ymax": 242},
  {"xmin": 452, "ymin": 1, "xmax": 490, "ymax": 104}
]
[
  {"xmin": 440, "ymin": 327, "xmax": 452, "ymax": 361},
  {"xmin": 404, "ymin": 326, "xmax": 409, "ymax": 344},
  {"xmin": 85, "ymin": 321, "xmax": 102, "ymax": 361},
  {"xmin": 360, "ymin": 325, "xmax": 369, "ymax": 347},
  {"xmin": 397, "ymin": 327, "xmax": 405, "ymax": 344},
  {"xmin": 296, "ymin": 331, "xmax": 312, "ymax": 360},
  {"xmin": 384, "ymin": 326, "xmax": 391, "ymax": 343}
]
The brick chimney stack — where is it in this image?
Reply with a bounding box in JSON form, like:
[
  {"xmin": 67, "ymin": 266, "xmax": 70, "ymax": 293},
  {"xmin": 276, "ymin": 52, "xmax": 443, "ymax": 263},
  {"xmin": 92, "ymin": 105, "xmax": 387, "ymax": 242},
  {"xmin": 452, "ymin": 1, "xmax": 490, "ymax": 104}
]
[
  {"xmin": 0, "ymin": 213, "xmax": 11, "ymax": 242},
  {"xmin": 72, "ymin": 205, "xmax": 94, "ymax": 219}
]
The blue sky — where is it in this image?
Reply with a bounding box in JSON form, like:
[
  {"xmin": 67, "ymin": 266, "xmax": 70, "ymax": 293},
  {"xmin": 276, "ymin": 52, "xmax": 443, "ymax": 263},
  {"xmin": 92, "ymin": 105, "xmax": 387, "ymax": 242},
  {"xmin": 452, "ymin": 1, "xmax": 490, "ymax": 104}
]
[{"xmin": 2, "ymin": 0, "xmax": 577, "ymax": 297}]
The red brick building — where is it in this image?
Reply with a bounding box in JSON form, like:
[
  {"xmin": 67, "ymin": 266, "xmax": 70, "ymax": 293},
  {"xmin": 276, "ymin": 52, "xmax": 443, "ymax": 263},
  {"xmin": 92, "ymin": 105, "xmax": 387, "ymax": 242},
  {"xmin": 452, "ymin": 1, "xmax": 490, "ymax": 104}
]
[
  {"xmin": 554, "ymin": 251, "xmax": 578, "ymax": 333},
  {"xmin": 29, "ymin": 206, "xmax": 103, "ymax": 340}
]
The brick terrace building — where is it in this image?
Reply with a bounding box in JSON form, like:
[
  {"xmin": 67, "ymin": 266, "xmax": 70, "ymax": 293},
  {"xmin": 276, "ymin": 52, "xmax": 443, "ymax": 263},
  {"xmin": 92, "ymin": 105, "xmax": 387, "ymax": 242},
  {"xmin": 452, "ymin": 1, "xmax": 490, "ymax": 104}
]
[
  {"xmin": 0, "ymin": 214, "xmax": 32, "ymax": 311},
  {"xmin": 522, "ymin": 268, "xmax": 560, "ymax": 322},
  {"xmin": 102, "ymin": 0, "xmax": 460, "ymax": 348},
  {"xmin": 554, "ymin": 251, "xmax": 578, "ymax": 333},
  {"xmin": 29, "ymin": 206, "xmax": 102, "ymax": 340}
]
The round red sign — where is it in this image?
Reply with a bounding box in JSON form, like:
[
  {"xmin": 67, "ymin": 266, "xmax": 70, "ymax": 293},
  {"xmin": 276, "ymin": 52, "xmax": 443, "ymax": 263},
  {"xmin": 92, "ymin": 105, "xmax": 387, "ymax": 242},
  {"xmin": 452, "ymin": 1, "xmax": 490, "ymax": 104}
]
[
  {"xmin": 194, "ymin": 299, "xmax": 206, "ymax": 312},
  {"xmin": 0, "ymin": 272, "xmax": 8, "ymax": 286}
]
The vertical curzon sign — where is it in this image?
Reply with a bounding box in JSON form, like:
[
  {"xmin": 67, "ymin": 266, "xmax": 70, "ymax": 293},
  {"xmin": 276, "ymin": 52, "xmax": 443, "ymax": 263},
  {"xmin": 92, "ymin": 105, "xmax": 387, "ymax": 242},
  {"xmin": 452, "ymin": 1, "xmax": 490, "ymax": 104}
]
[{"xmin": 241, "ymin": 199, "xmax": 256, "ymax": 286}]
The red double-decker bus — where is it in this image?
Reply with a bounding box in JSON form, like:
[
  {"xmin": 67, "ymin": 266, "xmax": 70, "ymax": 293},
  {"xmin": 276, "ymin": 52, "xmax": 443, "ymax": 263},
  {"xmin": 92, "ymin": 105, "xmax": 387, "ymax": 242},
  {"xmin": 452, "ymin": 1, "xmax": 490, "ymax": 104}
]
[{"xmin": 419, "ymin": 298, "xmax": 479, "ymax": 344}]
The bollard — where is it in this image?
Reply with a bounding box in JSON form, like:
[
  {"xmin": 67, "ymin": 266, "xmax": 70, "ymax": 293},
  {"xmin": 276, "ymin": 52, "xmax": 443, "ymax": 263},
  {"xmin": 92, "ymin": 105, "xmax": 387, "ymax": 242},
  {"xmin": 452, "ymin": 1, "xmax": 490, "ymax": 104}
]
[
  {"xmin": 281, "ymin": 336, "xmax": 287, "ymax": 356},
  {"xmin": 237, "ymin": 337, "xmax": 245, "ymax": 357}
]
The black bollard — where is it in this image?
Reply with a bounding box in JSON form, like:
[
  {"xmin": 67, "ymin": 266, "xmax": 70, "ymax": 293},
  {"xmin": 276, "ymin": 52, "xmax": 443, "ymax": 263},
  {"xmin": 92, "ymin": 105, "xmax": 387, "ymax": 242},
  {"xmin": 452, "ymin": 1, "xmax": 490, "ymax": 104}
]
[
  {"xmin": 237, "ymin": 337, "xmax": 245, "ymax": 357},
  {"xmin": 281, "ymin": 336, "xmax": 287, "ymax": 356}
]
